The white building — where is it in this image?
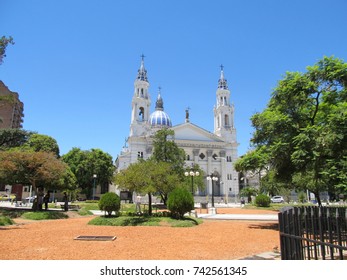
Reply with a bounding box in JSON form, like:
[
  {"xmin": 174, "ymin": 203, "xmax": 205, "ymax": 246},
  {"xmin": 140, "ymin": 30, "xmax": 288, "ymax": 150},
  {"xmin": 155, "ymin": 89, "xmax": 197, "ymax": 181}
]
[{"xmin": 115, "ymin": 57, "xmax": 239, "ymax": 200}]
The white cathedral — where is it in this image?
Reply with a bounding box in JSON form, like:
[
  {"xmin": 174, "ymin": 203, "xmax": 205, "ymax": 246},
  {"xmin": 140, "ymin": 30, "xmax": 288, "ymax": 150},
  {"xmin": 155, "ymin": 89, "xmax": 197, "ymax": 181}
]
[{"xmin": 115, "ymin": 57, "xmax": 239, "ymax": 201}]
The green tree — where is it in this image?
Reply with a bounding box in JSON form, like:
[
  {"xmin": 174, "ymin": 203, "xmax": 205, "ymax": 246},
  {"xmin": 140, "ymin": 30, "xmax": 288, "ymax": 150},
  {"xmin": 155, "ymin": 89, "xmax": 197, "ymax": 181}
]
[
  {"xmin": 62, "ymin": 148, "xmax": 115, "ymax": 199},
  {"xmin": 151, "ymin": 128, "xmax": 186, "ymax": 173},
  {"xmin": 151, "ymin": 128, "xmax": 189, "ymax": 200},
  {"xmin": 115, "ymin": 159, "xmax": 156, "ymax": 215},
  {"xmin": 239, "ymin": 187, "xmax": 258, "ymax": 203},
  {"xmin": 149, "ymin": 160, "xmax": 182, "ymax": 205},
  {"xmin": 234, "ymin": 147, "xmax": 270, "ymax": 191},
  {"xmin": 0, "ymin": 150, "xmax": 72, "ymax": 210},
  {"xmin": 248, "ymin": 56, "xmax": 347, "ymax": 205},
  {"xmin": 0, "ymin": 36, "xmax": 14, "ymax": 65},
  {"xmin": 23, "ymin": 134, "xmax": 60, "ymax": 157},
  {"xmin": 114, "ymin": 129, "xmax": 206, "ymax": 215},
  {"xmin": 0, "ymin": 129, "xmax": 33, "ymax": 150}
]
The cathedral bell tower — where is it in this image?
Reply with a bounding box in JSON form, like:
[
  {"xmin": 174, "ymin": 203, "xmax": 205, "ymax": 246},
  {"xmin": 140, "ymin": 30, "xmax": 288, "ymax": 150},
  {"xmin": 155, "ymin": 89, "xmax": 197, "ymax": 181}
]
[
  {"xmin": 130, "ymin": 55, "xmax": 151, "ymax": 137},
  {"xmin": 213, "ymin": 65, "xmax": 236, "ymax": 143}
]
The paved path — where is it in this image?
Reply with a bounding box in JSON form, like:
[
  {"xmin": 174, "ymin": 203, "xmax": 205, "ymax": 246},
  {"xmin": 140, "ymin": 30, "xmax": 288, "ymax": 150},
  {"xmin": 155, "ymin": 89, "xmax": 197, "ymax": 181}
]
[{"xmin": 197, "ymin": 213, "xmax": 278, "ymax": 221}]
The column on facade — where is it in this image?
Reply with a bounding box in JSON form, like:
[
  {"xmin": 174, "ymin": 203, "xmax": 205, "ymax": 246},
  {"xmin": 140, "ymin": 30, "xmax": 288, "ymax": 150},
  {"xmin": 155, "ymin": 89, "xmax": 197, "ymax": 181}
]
[
  {"xmin": 219, "ymin": 150, "xmax": 227, "ymax": 199},
  {"xmin": 131, "ymin": 103, "xmax": 137, "ymax": 123},
  {"xmin": 192, "ymin": 149, "xmax": 199, "ymax": 164},
  {"xmin": 206, "ymin": 150, "xmax": 213, "ymax": 195}
]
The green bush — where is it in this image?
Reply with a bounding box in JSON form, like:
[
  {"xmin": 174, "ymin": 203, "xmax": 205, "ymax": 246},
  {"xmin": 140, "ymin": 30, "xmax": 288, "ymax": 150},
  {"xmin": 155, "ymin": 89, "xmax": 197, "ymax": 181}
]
[
  {"xmin": 98, "ymin": 192, "xmax": 121, "ymax": 217},
  {"xmin": 254, "ymin": 194, "xmax": 271, "ymax": 207},
  {"xmin": 167, "ymin": 187, "xmax": 194, "ymax": 219},
  {"xmin": 0, "ymin": 215, "xmax": 14, "ymax": 226}
]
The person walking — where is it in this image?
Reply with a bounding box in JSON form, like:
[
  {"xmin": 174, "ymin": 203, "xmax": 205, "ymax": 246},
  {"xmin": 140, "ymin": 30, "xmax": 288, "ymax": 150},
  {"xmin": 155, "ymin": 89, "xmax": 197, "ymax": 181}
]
[
  {"xmin": 43, "ymin": 191, "xmax": 51, "ymax": 211},
  {"xmin": 63, "ymin": 192, "xmax": 69, "ymax": 211}
]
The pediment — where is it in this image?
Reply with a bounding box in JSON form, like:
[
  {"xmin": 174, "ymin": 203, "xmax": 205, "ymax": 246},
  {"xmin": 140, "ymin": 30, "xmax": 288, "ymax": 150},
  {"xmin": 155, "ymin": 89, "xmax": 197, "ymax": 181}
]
[{"xmin": 171, "ymin": 122, "xmax": 224, "ymax": 143}]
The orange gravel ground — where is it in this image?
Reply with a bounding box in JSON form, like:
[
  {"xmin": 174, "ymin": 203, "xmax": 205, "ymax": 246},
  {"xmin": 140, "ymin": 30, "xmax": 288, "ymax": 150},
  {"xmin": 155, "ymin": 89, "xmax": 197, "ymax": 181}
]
[{"xmin": 0, "ymin": 208, "xmax": 280, "ymax": 260}]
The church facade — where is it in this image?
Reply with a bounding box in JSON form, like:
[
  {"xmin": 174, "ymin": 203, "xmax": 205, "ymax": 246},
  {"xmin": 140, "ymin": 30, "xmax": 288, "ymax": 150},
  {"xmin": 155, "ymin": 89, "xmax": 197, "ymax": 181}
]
[{"xmin": 115, "ymin": 57, "xmax": 239, "ymax": 201}]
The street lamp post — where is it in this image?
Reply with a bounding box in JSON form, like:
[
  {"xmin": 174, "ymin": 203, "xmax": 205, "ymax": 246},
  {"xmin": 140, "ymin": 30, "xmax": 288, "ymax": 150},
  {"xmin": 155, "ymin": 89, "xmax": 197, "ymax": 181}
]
[
  {"xmin": 207, "ymin": 174, "xmax": 218, "ymax": 207},
  {"xmin": 92, "ymin": 174, "xmax": 97, "ymax": 200},
  {"xmin": 184, "ymin": 169, "xmax": 200, "ymax": 195}
]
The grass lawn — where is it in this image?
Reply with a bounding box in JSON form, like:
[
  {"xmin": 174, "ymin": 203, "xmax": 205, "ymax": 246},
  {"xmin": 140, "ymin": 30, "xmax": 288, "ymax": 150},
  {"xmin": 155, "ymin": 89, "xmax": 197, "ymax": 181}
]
[
  {"xmin": 88, "ymin": 215, "xmax": 202, "ymax": 227},
  {"xmin": 21, "ymin": 211, "xmax": 68, "ymax": 220}
]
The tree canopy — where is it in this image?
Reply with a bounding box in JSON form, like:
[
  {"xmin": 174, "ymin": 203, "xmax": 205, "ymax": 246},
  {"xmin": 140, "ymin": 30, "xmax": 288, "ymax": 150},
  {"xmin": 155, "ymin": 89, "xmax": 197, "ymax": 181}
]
[
  {"xmin": 0, "ymin": 150, "xmax": 73, "ymax": 192},
  {"xmin": 236, "ymin": 56, "xmax": 347, "ymax": 205},
  {"xmin": 0, "ymin": 129, "xmax": 33, "ymax": 150},
  {"xmin": 0, "ymin": 36, "xmax": 14, "ymax": 65},
  {"xmin": 152, "ymin": 129, "xmax": 186, "ymax": 170},
  {"xmin": 62, "ymin": 148, "xmax": 115, "ymax": 199},
  {"xmin": 115, "ymin": 128, "xmax": 192, "ymax": 214},
  {"xmin": 23, "ymin": 134, "xmax": 60, "ymax": 157}
]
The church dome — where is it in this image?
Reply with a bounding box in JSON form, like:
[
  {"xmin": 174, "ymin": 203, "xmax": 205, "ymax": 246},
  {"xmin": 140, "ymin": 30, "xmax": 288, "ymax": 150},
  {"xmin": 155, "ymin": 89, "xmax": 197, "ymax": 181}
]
[
  {"xmin": 149, "ymin": 110, "xmax": 172, "ymax": 127},
  {"xmin": 149, "ymin": 89, "xmax": 172, "ymax": 128}
]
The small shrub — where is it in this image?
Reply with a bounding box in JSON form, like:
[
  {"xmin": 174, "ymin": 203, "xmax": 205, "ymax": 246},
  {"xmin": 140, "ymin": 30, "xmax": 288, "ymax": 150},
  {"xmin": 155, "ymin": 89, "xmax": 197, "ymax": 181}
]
[
  {"xmin": 98, "ymin": 192, "xmax": 121, "ymax": 217},
  {"xmin": 254, "ymin": 194, "xmax": 271, "ymax": 207},
  {"xmin": 0, "ymin": 209, "xmax": 24, "ymax": 218},
  {"xmin": 0, "ymin": 215, "xmax": 14, "ymax": 226},
  {"xmin": 167, "ymin": 187, "xmax": 194, "ymax": 219},
  {"xmin": 298, "ymin": 192, "xmax": 306, "ymax": 203}
]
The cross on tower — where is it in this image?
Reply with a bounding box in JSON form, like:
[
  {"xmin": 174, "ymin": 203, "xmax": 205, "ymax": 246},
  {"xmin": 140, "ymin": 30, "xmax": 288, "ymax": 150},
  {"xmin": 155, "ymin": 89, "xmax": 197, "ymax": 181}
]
[{"xmin": 220, "ymin": 64, "xmax": 224, "ymax": 71}]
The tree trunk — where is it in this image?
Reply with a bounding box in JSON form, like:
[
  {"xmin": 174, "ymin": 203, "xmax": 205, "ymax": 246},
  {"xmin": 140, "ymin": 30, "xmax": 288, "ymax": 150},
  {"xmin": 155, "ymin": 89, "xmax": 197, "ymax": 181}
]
[
  {"xmin": 148, "ymin": 192, "xmax": 152, "ymax": 216},
  {"xmin": 31, "ymin": 181, "xmax": 39, "ymax": 211},
  {"xmin": 315, "ymin": 192, "xmax": 322, "ymax": 207},
  {"xmin": 159, "ymin": 193, "xmax": 168, "ymax": 205}
]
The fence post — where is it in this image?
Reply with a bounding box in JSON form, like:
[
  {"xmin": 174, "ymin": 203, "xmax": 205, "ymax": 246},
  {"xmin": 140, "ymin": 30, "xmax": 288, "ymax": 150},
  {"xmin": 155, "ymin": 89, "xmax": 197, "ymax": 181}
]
[{"xmin": 279, "ymin": 206, "xmax": 347, "ymax": 260}]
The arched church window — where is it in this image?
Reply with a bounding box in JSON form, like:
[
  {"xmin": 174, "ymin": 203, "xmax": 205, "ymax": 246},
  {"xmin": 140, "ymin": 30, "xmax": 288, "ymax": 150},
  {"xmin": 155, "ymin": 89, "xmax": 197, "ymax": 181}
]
[
  {"xmin": 139, "ymin": 107, "xmax": 144, "ymax": 121},
  {"xmin": 141, "ymin": 88, "xmax": 144, "ymax": 97},
  {"xmin": 186, "ymin": 155, "xmax": 190, "ymax": 161},
  {"xmin": 224, "ymin": 114, "xmax": 229, "ymax": 126}
]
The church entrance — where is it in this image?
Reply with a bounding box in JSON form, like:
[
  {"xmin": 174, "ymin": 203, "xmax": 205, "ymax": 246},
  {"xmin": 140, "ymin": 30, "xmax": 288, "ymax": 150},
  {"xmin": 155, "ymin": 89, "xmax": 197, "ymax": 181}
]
[{"xmin": 213, "ymin": 181, "xmax": 221, "ymax": 196}]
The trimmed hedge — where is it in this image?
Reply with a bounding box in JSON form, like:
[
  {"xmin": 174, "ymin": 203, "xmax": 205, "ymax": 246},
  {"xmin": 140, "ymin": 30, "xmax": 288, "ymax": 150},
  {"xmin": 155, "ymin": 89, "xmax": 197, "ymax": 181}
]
[
  {"xmin": 167, "ymin": 187, "xmax": 194, "ymax": 219},
  {"xmin": 255, "ymin": 194, "xmax": 271, "ymax": 207},
  {"xmin": 98, "ymin": 192, "xmax": 121, "ymax": 216}
]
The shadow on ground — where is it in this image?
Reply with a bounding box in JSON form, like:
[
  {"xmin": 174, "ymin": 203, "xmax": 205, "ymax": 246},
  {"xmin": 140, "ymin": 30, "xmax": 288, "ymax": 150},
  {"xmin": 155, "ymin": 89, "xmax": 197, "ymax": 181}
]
[{"xmin": 248, "ymin": 223, "xmax": 279, "ymax": 231}]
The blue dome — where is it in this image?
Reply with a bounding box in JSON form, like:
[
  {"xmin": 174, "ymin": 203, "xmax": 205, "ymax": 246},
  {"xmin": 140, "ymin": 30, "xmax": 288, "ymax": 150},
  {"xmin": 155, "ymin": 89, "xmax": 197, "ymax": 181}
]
[{"xmin": 149, "ymin": 110, "xmax": 172, "ymax": 127}]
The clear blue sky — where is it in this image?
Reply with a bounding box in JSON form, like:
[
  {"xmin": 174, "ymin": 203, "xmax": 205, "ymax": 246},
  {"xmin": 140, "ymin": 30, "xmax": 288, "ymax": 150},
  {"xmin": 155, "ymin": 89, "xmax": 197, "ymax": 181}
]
[{"xmin": 1, "ymin": 0, "xmax": 346, "ymax": 160}]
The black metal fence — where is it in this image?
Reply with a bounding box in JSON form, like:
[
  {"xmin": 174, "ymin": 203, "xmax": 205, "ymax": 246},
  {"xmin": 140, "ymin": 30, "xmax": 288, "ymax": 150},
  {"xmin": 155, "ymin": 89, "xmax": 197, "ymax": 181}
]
[{"xmin": 279, "ymin": 206, "xmax": 347, "ymax": 260}]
